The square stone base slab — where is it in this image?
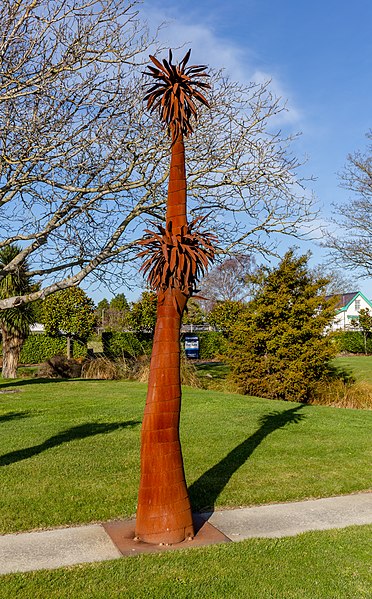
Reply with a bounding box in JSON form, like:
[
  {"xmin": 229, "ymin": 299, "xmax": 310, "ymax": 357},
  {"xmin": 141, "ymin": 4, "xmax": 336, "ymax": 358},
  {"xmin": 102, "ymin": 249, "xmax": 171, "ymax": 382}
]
[{"xmin": 103, "ymin": 513, "xmax": 231, "ymax": 556}]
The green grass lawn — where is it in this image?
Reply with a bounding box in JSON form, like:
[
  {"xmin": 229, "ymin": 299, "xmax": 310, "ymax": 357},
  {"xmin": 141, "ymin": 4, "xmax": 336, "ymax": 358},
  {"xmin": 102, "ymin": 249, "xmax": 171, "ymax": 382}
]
[
  {"xmin": 195, "ymin": 355, "xmax": 372, "ymax": 385},
  {"xmin": 2, "ymin": 525, "xmax": 371, "ymax": 598},
  {"xmin": 195, "ymin": 361, "xmax": 230, "ymax": 380},
  {"xmin": 194, "ymin": 361, "xmax": 231, "ymax": 390},
  {"xmin": 332, "ymin": 355, "xmax": 372, "ymax": 383},
  {"xmin": 0, "ymin": 378, "xmax": 371, "ymax": 534},
  {"xmin": 1, "ymin": 377, "xmax": 371, "ymax": 596}
]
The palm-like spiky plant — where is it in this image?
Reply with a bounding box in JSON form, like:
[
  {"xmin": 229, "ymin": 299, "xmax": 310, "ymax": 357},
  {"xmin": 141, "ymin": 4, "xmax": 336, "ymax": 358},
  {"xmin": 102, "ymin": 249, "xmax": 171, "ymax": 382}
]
[
  {"xmin": 0, "ymin": 245, "xmax": 35, "ymax": 378},
  {"xmin": 144, "ymin": 49, "xmax": 210, "ymax": 228},
  {"xmin": 135, "ymin": 51, "xmax": 215, "ymax": 545},
  {"xmin": 138, "ymin": 218, "xmax": 217, "ymax": 313},
  {"xmin": 144, "ymin": 49, "xmax": 210, "ymax": 139}
]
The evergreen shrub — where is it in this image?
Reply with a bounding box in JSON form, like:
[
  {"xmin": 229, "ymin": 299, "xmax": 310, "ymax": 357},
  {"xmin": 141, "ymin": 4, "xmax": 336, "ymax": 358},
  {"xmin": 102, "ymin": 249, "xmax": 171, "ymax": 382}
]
[
  {"xmin": 19, "ymin": 334, "xmax": 87, "ymax": 363},
  {"xmin": 229, "ymin": 251, "xmax": 339, "ymax": 402},
  {"xmin": 102, "ymin": 331, "xmax": 152, "ymax": 358},
  {"xmin": 197, "ymin": 331, "xmax": 228, "ymax": 359},
  {"xmin": 335, "ymin": 331, "xmax": 372, "ymax": 354}
]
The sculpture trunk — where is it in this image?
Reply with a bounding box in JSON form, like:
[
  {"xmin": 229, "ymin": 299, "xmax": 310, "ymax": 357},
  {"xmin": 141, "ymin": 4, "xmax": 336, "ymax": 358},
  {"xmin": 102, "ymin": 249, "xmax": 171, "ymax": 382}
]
[
  {"xmin": 135, "ymin": 133, "xmax": 195, "ymax": 544},
  {"xmin": 166, "ymin": 134, "xmax": 187, "ymax": 226}
]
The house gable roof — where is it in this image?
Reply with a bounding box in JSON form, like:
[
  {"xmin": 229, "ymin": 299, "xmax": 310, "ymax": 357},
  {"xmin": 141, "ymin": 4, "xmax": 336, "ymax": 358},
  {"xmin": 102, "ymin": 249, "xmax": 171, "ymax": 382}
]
[{"xmin": 331, "ymin": 291, "xmax": 372, "ymax": 313}]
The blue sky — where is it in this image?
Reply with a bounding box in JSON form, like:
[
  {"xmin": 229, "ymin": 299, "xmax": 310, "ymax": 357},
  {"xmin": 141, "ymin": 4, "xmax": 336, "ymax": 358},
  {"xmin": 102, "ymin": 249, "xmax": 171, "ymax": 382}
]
[{"xmin": 92, "ymin": 0, "xmax": 372, "ymax": 302}]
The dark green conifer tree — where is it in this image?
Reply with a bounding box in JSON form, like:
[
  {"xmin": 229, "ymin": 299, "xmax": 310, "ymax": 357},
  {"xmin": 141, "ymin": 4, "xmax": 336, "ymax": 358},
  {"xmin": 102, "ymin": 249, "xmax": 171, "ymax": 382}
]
[{"xmin": 230, "ymin": 250, "xmax": 338, "ymax": 402}]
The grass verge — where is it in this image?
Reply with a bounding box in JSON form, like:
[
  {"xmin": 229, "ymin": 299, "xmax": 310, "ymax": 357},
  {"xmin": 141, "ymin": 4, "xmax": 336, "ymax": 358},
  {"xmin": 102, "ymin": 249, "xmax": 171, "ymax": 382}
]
[
  {"xmin": 195, "ymin": 361, "xmax": 231, "ymax": 390},
  {"xmin": 0, "ymin": 378, "xmax": 371, "ymax": 533},
  {"xmin": 1, "ymin": 525, "xmax": 371, "ymax": 598},
  {"xmin": 332, "ymin": 355, "xmax": 372, "ymax": 384}
]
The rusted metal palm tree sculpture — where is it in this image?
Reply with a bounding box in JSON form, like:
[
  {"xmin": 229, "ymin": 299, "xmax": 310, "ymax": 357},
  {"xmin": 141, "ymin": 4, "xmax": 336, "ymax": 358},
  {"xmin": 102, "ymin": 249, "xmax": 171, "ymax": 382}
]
[{"xmin": 135, "ymin": 50, "xmax": 216, "ymax": 544}]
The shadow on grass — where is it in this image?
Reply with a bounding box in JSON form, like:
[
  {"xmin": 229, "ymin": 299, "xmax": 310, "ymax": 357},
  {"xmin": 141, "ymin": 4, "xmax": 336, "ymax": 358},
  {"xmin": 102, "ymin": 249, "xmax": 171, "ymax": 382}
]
[
  {"xmin": 189, "ymin": 405, "xmax": 306, "ymax": 512},
  {"xmin": 195, "ymin": 362, "xmax": 225, "ymax": 370},
  {"xmin": 330, "ymin": 367, "xmax": 356, "ymax": 384},
  {"xmin": 0, "ymin": 420, "xmax": 140, "ymax": 466},
  {"xmin": 0, "ymin": 411, "xmax": 32, "ymax": 424},
  {"xmin": 0, "ymin": 377, "xmax": 123, "ymax": 389}
]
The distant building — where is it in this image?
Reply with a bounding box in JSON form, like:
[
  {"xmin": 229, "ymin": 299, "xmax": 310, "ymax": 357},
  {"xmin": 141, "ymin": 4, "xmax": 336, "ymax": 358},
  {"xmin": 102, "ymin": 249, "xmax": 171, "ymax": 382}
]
[
  {"xmin": 29, "ymin": 323, "xmax": 45, "ymax": 333},
  {"xmin": 328, "ymin": 291, "xmax": 372, "ymax": 331}
]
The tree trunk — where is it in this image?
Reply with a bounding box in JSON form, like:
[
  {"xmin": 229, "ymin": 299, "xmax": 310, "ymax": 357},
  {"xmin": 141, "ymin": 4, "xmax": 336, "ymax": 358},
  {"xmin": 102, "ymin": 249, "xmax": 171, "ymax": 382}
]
[
  {"xmin": 66, "ymin": 336, "xmax": 73, "ymax": 359},
  {"xmin": 1, "ymin": 327, "xmax": 24, "ymax": 379},
  {"xmin": 135, "ymin": 132, "xmax": 195, "ymax": 544}
]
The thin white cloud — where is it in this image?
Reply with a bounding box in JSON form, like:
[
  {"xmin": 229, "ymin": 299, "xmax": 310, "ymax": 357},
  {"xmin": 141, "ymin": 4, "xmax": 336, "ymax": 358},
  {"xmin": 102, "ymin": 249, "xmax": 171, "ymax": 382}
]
[
  {"xmin": 141, "ymin": 3, "xmax": 301, "ymax": 125},
  {"xmin": 296, "ymin": 216, "xmax": 335, "ymax": 240}
]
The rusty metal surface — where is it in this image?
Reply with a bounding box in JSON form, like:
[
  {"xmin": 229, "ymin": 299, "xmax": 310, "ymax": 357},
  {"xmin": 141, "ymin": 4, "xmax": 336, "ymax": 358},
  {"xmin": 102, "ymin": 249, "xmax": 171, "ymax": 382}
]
[
  {"xmin": 104, "ymin": 514, "xmax": 231, "ymax": 555},
  {"xmin": 138, "ymin": 218, "xmax": 217, "ymax": 313},
  {"xmin": 144, "ymin": 49, "xmax": 210, "ymax": 139},
  {"xmin": 135, "ymin": 50, "xmax": 214, "ymax": 545}
]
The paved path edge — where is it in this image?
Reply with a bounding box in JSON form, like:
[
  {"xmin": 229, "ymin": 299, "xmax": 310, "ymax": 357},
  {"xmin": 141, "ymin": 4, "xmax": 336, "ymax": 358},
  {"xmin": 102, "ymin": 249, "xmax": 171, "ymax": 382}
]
[{"xmin": 0, "ymin": 492, "xmax": 371, "ymax": 575}]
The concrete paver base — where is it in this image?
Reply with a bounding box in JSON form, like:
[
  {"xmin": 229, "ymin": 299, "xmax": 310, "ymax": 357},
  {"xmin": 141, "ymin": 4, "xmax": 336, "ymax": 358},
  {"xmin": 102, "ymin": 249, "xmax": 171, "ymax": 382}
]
[{"xmin": 102, "ymin": 513, "xmax": 231, "ymax": 556}]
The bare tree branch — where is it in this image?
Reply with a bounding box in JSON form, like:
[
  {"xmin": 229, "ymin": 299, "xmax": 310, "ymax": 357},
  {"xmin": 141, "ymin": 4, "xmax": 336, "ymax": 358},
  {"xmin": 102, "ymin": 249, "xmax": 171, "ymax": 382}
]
[
  {"xmin": 325, "ymin": 130, "xmax": 372, "ymax": 275},
  {"xmin": 0, "ymin": 1, "xmax": 316, "ymax": 309}
]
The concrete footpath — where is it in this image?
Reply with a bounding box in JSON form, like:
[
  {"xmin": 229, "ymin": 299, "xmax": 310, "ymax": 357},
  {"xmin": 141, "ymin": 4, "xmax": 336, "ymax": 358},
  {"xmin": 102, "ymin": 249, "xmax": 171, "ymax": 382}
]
[{"xmin": 0, "ymin": 492, "xmax": 371, "ymax": 575}]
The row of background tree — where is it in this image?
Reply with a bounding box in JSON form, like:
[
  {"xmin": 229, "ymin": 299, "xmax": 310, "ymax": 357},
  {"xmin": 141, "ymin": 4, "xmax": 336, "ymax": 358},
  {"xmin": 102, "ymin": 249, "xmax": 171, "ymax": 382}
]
[{"xmin": 2, "ymin": 244, "xmax": 372, "ymax": 382}]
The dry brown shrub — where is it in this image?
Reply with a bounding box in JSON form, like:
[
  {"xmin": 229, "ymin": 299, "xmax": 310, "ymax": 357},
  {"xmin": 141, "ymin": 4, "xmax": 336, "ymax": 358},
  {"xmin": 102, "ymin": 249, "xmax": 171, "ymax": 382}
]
[
  {"xmin": 309, "ymin": 379, "xmax": 372, "ymax": 410},
  {"xmin": 38, "ymin": 356, "xmax": 82, "ymax": 378},
  {"xmin": 81, "ymin": 357, "xmax": 132, "ymax": 380},
  {"xmin": 134, "ymin": 354, "xmax": 201, "ymax": 388},
  {"xmin": 181, "ymin": 356, "xmax": 202, "ymax": 388}
]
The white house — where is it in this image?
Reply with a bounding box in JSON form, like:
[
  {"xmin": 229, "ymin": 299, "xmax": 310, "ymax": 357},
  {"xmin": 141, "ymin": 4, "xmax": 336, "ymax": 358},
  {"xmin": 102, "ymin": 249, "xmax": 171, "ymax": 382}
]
[
  {"xmin": 29, "ymin": 323, "xmax": 45, "ymax": 333},
  {"xmin": 329, "ymin": 291, "xmax": 372, "ymax": 331}
]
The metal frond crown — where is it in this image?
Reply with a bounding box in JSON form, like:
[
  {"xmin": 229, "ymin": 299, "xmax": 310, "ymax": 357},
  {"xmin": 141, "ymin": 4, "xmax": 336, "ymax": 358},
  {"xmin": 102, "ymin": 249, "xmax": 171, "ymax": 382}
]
[
  {"xmin": 144, "ymin": 49, "xmax": 210, "ymax": 138},
  {"xmin": 138, "ymin": 218, "xmax": 217, "ymax": 311}
]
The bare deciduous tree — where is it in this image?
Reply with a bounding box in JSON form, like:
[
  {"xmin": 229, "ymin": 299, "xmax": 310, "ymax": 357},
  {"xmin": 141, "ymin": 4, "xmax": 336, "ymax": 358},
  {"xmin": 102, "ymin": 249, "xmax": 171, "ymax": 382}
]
[
  {"xmin": 326, "ymin": 130, "xmax": 372, "ymax": 275},
  {"xmin": 0, "ymin": 0, "xmax": 315, "ymax": 310},
  {"xmin": 310, "ymin": 264, "xmax": 354, "ymax": 297},
  {"xmin": 199, "ymin": 254, "xmax": 254, "ymax": 310}
]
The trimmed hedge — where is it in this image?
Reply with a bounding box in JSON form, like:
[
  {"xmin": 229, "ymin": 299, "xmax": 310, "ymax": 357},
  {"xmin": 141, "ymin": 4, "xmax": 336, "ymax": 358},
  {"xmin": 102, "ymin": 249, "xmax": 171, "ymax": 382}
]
[
  {"xmin": 198, "ymin": 331, "xmax": 228, "ymax": 359},
  {"xmin": 101, "ymin": 330, "xmax": 227, "ymax": 361},
  {"xmin": 19, "ymin": 334, "xmax": 87, "ymax": 364},
  {"xmin": 102, "ymin": 331, "xmax": 152, "ymax": 358},
  {"xmin": 335, "ymin": 331, "xmax": 372, "ymax": 354}
]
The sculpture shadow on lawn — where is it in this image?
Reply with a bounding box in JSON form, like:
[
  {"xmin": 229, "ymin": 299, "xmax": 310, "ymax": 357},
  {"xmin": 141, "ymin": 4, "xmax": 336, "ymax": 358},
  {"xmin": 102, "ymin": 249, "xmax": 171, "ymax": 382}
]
[
  {"xmin": 0, "ymin": 411, "xmax": 32, "ymax": 424},
  {"xmin": 189, "ymin": 405, "xmax": 306, "ymax": 512},
  {"xmin": 0, "ymin": 420, "xmax": 140, "ymax": 467}
]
